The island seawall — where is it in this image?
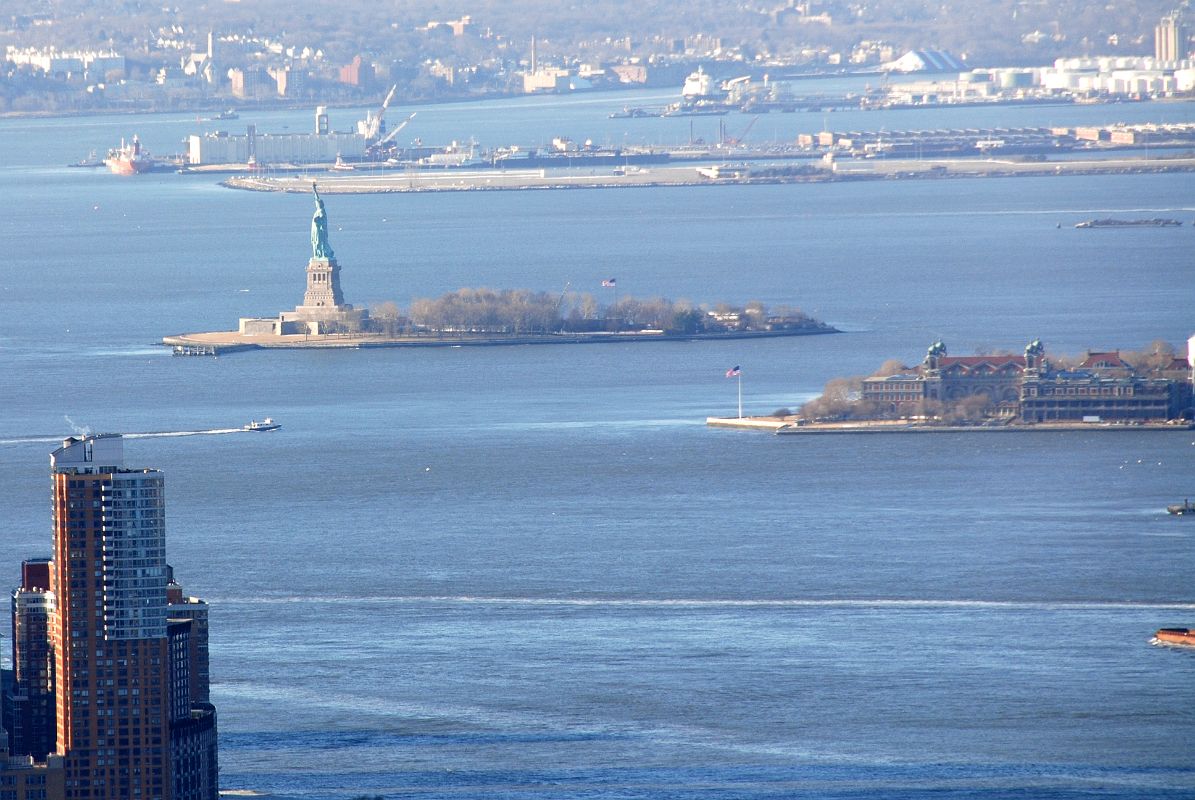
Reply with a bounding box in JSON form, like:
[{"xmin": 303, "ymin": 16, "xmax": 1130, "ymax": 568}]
[
  {"xmin": 164, "ymin": 326, "xmax": 840, "ymax": 356},
  {"xmin": 706, "ymin": 417, "xmax": 1193, "ymax": 434}
]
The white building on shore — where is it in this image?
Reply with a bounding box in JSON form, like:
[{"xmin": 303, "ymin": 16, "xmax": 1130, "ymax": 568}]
[{"xmin": 5, "ymin": 46, "xmax": 125, "ymax": 80}]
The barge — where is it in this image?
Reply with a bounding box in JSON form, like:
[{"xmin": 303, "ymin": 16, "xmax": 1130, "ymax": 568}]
[
  {"xmin": 1075, "ymin": 218, "xmax": 1182, "ymax": 228},
  {"xmin": 1154, "ymin": 628, "xmax": 1195, "ymax": 646}
]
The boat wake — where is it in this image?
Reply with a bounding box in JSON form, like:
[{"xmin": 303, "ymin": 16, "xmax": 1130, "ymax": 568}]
[
  {"xmin": 1150, "ymin": 637, "xmax": 1195, "ymax": 649},
  {"xmin": 0, "ymin": 428, "xmax": 248, "ymax": 446},
  {"xmin": 125, "ymin": 428, "xmax": 245, "ymax": 439},
  {"xmin": 88, "ymin": 347, "xmax": 171, "ymax": 358},
  {"xmin": 491, "ymin": 418, "xmax": 701, "ymax": 432}
]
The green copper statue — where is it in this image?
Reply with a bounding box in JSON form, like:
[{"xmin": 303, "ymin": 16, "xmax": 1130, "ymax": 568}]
[{"xmin": 310, "ymin": 183, "xmax": 334, "ymax": 260}]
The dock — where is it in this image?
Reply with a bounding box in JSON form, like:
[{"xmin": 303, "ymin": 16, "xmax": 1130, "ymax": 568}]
[
  {"xmin": 705, "ymin": 417, "xmax": 791, "ymax": 431},
  {"xmin": 171, "ymin": 342, "xmax": 256, "ymax": 356}
]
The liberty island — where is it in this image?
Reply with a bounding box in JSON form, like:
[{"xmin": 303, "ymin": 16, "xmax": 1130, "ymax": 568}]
[{"xmin": 161, "ymin": 185, "xmax": 838, "ymax": 355}]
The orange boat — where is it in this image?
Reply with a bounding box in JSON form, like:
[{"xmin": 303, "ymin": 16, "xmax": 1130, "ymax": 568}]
[
  {"xmin": 1154, "ymin": 628, "xmax": 1195, "ymax": 646},
  {"xmin": 104, "ymin": 135, "xmax": 152, "ymax": 175}
]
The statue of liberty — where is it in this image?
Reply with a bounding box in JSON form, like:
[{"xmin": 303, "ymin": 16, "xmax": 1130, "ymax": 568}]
[{"xmin": 310, "ymin": 183, "xmax": 334, "ymax": 261}]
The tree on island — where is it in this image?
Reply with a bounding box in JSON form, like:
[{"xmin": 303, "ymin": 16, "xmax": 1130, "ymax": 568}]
[
  {"xmin": 799, "ymin": 376, "xmax": 877, "ymax": 421},
  {"xmin": 369, "ymin": 301, "xmax": 404, "ymax": 335},
  {"xmin": 1123, "ymin": 340, "xmax": 1178, "ymax": 373},
  {"xmin": 371, "ymin": 289, "xmax": 827, "ymax": 337}
]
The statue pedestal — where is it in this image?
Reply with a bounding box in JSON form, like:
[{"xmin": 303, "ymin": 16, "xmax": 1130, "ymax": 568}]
[
  {"xmin": 301, "ymin": 257, "xmax": 344, "ymax": 309},
  {"xmin": 277, "ymin": 257, "xmax": 369, "ymax": 334}
]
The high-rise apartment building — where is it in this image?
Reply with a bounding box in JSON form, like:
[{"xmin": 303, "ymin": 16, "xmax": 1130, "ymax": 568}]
[
  {"xmin": 50, "ymin": 434, "xmax": 171, "ymax": 799},
  {"xmin": 1155, "ymin": 13, "xmax": 1188, "ymax": 62},
  {"xmin": 0, "ymin": 710, "xmax": 64, "ymax": 800},
  {"xmin": 165, "ymin": 578, "xmax": 217, "ymax": 800},
  {"xmin": 9, "ymin": 559, "xmax": 57, "ymax": 761},
  {"xmin": 36, "ymin": 434, "xmax": 216, "ymax": 800}
]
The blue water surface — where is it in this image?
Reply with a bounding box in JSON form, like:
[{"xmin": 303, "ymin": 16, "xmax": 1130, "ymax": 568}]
[{"xmin": 0, "ymin": 89, "xmax": 1193, "ymax": 799}]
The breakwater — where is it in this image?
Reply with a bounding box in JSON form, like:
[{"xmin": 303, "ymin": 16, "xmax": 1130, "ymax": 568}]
[{"xmin": 223, "ymin": 154, "xmax": 1195, "ymax": 194}]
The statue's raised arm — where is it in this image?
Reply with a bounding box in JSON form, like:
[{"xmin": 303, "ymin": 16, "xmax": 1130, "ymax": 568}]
[{"xmin": 310, "ymin": 182, "xmax": 334, "ymax": 261}]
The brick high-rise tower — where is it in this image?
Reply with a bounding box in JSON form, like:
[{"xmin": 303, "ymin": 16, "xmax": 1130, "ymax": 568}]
[
  {"xmin": 47, "ymin": 434, "xmax": 216, "ymax": 800},
  {"xmin": 51, "ymin": 434, "xmax": 170, "ymax": 799}
]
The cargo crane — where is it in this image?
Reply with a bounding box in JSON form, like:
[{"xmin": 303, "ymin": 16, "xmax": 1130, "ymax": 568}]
[
  {"xmin": 720, "ymin": 114, "xmax": 760, "ymax": 147},
  {"xmin": 357, "ymin": 84, "xmax": 398, "ymax": 143},
  {"xmin": 367, "ymin": 112, "xmax": 417, "ymax": 158},
  {"xmin": 721, "ymin": 74, "xmax": 753, "ymax": 104}
]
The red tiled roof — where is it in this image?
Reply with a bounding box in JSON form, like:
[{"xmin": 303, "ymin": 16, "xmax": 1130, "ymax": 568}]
[{"xmin": 1079, "ymin": 351, "xmax": 1130, "ymax": 369}]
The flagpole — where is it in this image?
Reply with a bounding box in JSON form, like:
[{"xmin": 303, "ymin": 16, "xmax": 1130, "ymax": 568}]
[
  {"xmin": 737, "ymin": 371, "xmax": 743, "ymax": 419},
  {"xmin": 602, "ymin": 279, "xmax": 619, "ymax": 329}
]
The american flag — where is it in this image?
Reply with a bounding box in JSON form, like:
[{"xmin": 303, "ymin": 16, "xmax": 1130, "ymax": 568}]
[
  {"xmin": 601, "ymin": 278, "xmax": 617, "ymax": 287},
  {"xmin": 725, "ymin": 365, "xmax": 741, "ymax": 378}
]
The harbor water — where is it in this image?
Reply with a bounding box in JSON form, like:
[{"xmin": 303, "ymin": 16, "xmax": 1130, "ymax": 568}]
[{"xmin": 0, "ymin": 88, "xmax": 1193, "ymax": 798}]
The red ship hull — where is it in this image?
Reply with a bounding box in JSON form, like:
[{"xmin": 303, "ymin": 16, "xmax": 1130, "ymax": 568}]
[
  {"xmin": 1154, "ymin": 628, "xmax": 1195, "ymax": 646},
  {"xmin": 104, "ymin": 135, "xmax": 152, "ymax": 174},
  {"xmin": 104, "ymin": 156, "xmax": 152, "ymax": 175}
]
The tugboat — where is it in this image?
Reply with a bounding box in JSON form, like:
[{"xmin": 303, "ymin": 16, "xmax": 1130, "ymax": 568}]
[
  {"xmin": 609, "ymin": 106, "xmax": 659, "ymax": 119},
  {"xmin": 1153, "ymin": 628, "xmax": 1195, "ymax": 646},
  {"xmin": 1167, "ymin": 499, "xmax": 1194, "ymax": 516},
  {"xmin": 68, "ymin": 149, "xmax": 104, "ymax": 168},
  {"xmin": 243, "ymin": 418, "xmax": 281, "ymax": 432}
]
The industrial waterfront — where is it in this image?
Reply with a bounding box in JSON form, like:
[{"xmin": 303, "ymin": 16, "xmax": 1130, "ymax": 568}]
[
  {"xmin": 1, "ymin": 89, "xmax": 1193, "ymax": 799},
  {"xmin": 33, "ymin": 79, "xmax": 1195, "ymax": 176}
]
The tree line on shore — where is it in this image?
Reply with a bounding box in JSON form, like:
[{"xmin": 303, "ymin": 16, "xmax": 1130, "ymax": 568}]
[{"xmin": 367, "ymin": 288, "xmax": 827, "ymax": 336}]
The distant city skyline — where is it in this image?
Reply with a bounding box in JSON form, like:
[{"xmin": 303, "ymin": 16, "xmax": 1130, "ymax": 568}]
[{"xmin": 0, "ymin": 2, "xmax": 1189, "ymax": 113}]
